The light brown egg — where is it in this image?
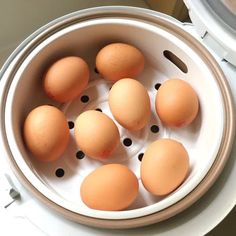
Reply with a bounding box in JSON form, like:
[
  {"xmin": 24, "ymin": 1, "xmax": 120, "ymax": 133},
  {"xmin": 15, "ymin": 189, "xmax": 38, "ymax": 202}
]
[
  {"xmin": 109, "ymin": 78, "xmax": 151, "ymax": 131},
  {"xmin": 44, "ymin": 56, "xmax": 89, "ymax": 103},
  {"xmin": 74, "ymin": 110, "xmax": 120, "ymax": 160},
  {"xmin": 95, "ymin": 43, "xmax": 145, "ymax": 82},
  {"xmin": 23, "ymin": 105, "xmax": 70, "ymax": 162},
  {"xmin": 155, "ymin": 79, "xmax": 199, "ymax": 128},
  {"xmin": 141, "ymin": 139, "xmax": 189, "ymax": 196},
  {"xmin": 81, "ymin": 164, "xmax": 139, "ymax": 211}
]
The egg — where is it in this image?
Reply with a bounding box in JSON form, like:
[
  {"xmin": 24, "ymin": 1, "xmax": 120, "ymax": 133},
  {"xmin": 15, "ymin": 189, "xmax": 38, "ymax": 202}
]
[
  {"xmin": 43, "ymin": 56, "xmax": 89, "ymax": 103},
  {"xmin": 95, "ymin": 43, "xmax": 145, "ymax": 82},
  {"xmin": 23, "ymin": 105, "xmax": 70, "ymax": 162},
  {"xmin": 141, "ymin": 139, "xmax": 189, "ymax": 196},
  {"xmin": 74, "ymin": 110, "xmax": 120, "ymax": 160},
  {"xmin": 80, "ymin": 164, "xmax": 139, "ymax": 211},
  {"xmin": 109, "ymin": 78, "xmax": 151, "ymax": 131},
  {"xmin": 155, "ymin": 79, "xmax": 199, "ymax": 128}
]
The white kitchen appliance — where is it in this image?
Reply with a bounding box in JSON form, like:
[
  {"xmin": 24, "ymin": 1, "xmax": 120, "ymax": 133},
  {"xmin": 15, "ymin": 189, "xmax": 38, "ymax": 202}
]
[{"xmin": 0, "ymin": 1, "xmax": 236, "ymax": 235}]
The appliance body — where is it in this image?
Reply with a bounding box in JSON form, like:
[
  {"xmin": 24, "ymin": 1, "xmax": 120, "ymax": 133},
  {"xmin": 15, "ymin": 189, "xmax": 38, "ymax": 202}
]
[{"xmin": 0, "ymin": 3, "xmax": 236, "ymax": 235}]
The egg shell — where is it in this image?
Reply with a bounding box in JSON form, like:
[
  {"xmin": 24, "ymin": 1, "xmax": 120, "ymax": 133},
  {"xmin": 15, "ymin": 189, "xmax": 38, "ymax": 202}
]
[
  {"xmin": 109, "ymin": 78, "xmax": 151, "ymax": 131},
  {"xmin": 141, "ymin": 139, "xmax": 189, "ymax": 196},
  {"xmin": 95, "ymin": 43, "xmax": 145, "ymax": 82},
  {"xmin": 80, "ymin": 164, "xmax": 139, "ymax": 211},
  {"xmin": 155, "ymin": 79, "xmax": 199, "ymax": 127},
  {"xmin": 23, "ymin": 105, "xmax": 70, "ymax": 162},
  {"xmin": 74, "ymin": 110, "xmax": 120, "ymax": 160},
  {"xmin": 44, "ymin": 56, "xmax": 89, "ymax": 103}
]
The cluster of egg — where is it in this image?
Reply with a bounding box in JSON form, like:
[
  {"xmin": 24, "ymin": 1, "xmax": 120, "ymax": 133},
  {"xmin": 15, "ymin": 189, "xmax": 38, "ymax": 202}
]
[{"xmin": 23, "ymin": 43, "xmax": 199, "ymax": 211}]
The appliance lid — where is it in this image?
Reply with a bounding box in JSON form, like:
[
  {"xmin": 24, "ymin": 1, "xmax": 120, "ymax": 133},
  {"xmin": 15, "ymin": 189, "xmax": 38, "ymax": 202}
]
[{"xmin": 184, "ymin": 0, "xmax": 236, "ymax": 66}]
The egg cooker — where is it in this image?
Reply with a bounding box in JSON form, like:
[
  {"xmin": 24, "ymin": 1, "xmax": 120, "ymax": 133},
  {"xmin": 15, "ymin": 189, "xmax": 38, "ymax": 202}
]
[{"xmin": 0, "ymin": 1, "xmax": 236, "ymax": 231}]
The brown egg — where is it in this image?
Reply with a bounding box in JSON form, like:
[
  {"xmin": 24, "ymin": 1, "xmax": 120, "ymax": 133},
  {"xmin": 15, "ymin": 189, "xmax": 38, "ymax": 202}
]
[
  {"xmin": 23, "ymin": 105, "xmax": 70, "ymax": 162},
  {"xmin": 74, "ymin": 110, "xmax": 120, "ymax": 160},
  {"xmin": 81, "ymin": 164, "xmax": 139, "ymax": 211},
  {"xmin": 44, "ymin": 56, "xmax": 89, "ymax": 103},
  {"xmin": 109, "ymin": 78, "xmax": 151, "ymax": 131},
  {"xmin": 141, "ymin": 139, "xmax": 189, "ymax": 196},
  {"xmin": 96, "ymin": 43, "xmax": 145, "ymax": 82},
  {"xmin": 155, "ymin": 79, "xmax": 199, "ymax": 128}
]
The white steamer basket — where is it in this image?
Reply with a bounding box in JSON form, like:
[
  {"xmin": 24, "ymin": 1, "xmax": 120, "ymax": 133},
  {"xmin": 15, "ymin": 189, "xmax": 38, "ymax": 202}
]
[{"xmin": 0, "ymin": 7, "xmax": 235, "ymax": 229}]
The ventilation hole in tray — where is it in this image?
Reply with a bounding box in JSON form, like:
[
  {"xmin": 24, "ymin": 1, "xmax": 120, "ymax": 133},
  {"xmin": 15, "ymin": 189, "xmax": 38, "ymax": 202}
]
[
  {"xmin": 163, "ymin": 50, "xmax": 188, "ymax": 73},
  {"xmin": 123, "ymin": 138, "xmax": 132, "ymax": 147},
  {"xmin": 150, "ymin": 125, "xmax": 159, "ymax": 133},
  {"xmin": 68, "ymin": 121, "xmax": 74, "ymax": 129},
  {"xmin": 80, "ymin": 95, "xmax": 89, "ymax": 103},
  {"xmin": 95, "ymin": 108, "xmax": 102, "ymax": 112},
  {"xmin": 154, "ymin": 83, "xmax": 161, "ymax": 90},
  {"xmin": 94, "ymin": 67, "xmax": 99, "ymax": 74},
  {"xmin": 138, "ymin": 153, "xmax": 144, "ymax": 162},
  {"xmin": 76, "ymin": 150, "xmax": 85, "ymax": 159},
  {"xmin": 55, "ymin": 168, "xmax": 64, "ymax": 177}
]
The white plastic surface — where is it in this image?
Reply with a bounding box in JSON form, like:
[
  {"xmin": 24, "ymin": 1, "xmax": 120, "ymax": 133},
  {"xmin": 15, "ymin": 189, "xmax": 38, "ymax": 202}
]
[
  {"xmin": 184, "ymin": 0, "xmax": 236, "ymax": 66},
  {"xmin": 3, "ymin": 17, "xmax": 225, "ymax": 220}
]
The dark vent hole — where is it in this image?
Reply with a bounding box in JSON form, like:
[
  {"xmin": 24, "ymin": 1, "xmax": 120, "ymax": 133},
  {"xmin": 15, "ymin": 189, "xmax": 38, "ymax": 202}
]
[
  {"xmin": 151, "ymin": 125, "xmax": 159, "ymax": 133},
  {"xmin": 94, "ymin": 67, "xmax": 99, "ymax": 73},
  {"xmin": 81, "ymin": 95, "xmax": 89, "ymax": 103},
  {"xmin": 95, "ymin": 108, "xmax": 102, "ymax": 112},
  {"xmin": 123, "ymin": 138, "xmax": 132, "ymax": 147},
  {"xmin": 68, "ymin": 121, "xmax": 74, "ymax": 129},
  {"xmin": 76, "ymin": 150, "xmax": 85, "ymax": 159},
  {"xmin": 138, "ymin": 153, "xmax": 144, "ymax": 161},
  {"xmin": 55, "ymin": 168, "xmax": 64, "ymax": 177},
  {"xmin": 154, "ymin": 83, "xmax": 161, "ymax": 90},
  {"xmin": 163, "ymin": 50, "xmax": 188, "ymax": 73}
]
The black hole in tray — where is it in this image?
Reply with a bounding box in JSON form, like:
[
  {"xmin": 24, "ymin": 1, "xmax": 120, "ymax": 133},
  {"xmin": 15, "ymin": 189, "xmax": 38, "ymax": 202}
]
[
  {"xmin": 55, "ymin": 168, "xmax": 64, "ymax": 177},
  {"xmin": 94, "ymin": 67, "xmax": 99, "ymax": 73},
  {"xmin": 138, "ymin": 153, "xmax": 144, "ymax": 161},
  {"xmin": 76, "ymin": 150, "xmax": 85, "ymax": 159},
  {"xmin": 123, "ymin": 138, "xmax": 132, "ymax": 147},
  {"xmin": 154, "ymin": 83, "xmax": 161, "ymax": 90},
  {"xmin": 95, "ymin": 108, "xmax": 102, "ymax": 112},
  {"xmin": 81, "ymin": 95, "xmax": 89, "ymax": 103},
  {"xmin": 163, "ymin": 50, "xmax": 188, "ymax": 73},
  {"xmin": 68, "ymin": 121, "xmax": 74, "ymax": 129},
  {"xmin": 151, "ymin": 125, "xmax": 159, "ymax": 133}
]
